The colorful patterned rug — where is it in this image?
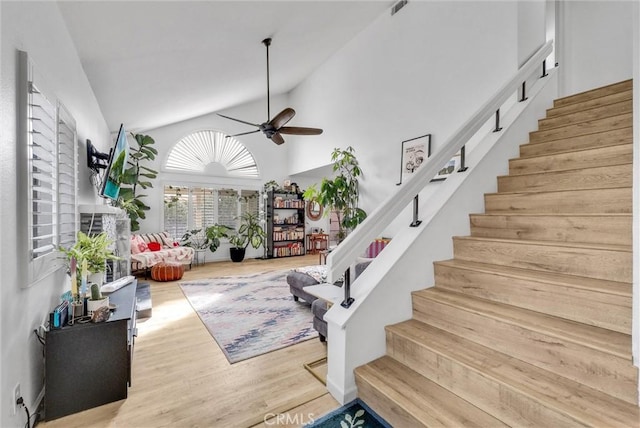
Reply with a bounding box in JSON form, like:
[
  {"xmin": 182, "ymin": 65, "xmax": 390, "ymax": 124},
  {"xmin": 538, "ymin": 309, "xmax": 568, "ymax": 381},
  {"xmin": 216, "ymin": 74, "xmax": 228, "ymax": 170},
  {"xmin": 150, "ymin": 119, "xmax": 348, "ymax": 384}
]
[
  {"xmin": 305, "ymin": 399, "xmax": 391, "ymax": 427},
  {"xmin": 179, "ymin": 269, "xmax": 315, "ymax": 363}
]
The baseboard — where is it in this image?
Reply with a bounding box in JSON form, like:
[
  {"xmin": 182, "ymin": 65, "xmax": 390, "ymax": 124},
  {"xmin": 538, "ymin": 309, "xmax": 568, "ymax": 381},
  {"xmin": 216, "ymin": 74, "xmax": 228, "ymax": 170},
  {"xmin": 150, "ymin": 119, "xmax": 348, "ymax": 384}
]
[{"xmin": 326, "ymin": 376, "xmax": 357, "ymax": 405}]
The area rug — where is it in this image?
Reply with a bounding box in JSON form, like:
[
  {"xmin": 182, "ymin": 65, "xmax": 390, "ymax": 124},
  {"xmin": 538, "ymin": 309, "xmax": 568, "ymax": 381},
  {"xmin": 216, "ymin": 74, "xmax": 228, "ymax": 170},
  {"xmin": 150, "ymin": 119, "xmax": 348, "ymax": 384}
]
[
  {"xmin": 179, "ymin": 269, "xmax": 315, "ymax": 363},
  {"xmin": 305, "ymin": 399, "xmax": 391, "ymax": 428}
]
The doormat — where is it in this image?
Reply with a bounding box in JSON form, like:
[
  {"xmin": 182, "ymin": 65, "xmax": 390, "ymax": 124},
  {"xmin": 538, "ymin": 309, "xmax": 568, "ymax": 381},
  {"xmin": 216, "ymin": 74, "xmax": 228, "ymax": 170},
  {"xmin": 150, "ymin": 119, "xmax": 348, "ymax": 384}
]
[{"xmin": 305, "ymin": 399, "xmax": 391, "ymax": 428}]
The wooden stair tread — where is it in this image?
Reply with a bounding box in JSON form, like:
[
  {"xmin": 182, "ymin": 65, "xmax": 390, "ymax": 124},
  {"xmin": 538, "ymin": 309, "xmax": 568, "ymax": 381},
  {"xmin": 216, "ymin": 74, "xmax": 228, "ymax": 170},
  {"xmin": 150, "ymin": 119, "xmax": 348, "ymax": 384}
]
[
  {"xmin": 387, "ymin": 320, "xmax": 640, "ymax": 427},
  {"xmin": 485, "ymin": 187, "xmax": 632, "ymax": 215},
  {"xmin": 529, "ymin": 112, "xmax": 632, "ymax": 144},
  {"xmin": 489, "ymin": 186, "xmax": 632, "ymax": 195},
  {"xmin": 412, "ymin": 287, "xmax": 631, "ymax": 358},
  {"xmin": 554, "ymin": 79, "xmax": 632, "ymax": 108},
  {"xmin": 547, "ymin": 89, "xmax": 632, "ymax": 118},
  {"xmin": 525, "ymin": 125, "xmax": 632, "ymax": 146},
  {"xmin": 453, "ymin": 235, "xmax": 631, "ymax": 253},
  {"xmin": 355, "ymin": 356, "xmax": 508, "ymax": 427},
  {"xmin": 471, "ymin": 212, "xmax": 632, "ymax": 218},
  {"xmin": 539, "ymin": 99, "xmax": 632, "ymax": 131},
  {"xmin": 469, "ymin": 212, "xmax": 631, "ymax": 247},
  {"xmin": 434, "ymin": 259, "xmax": 631, "ymax": 297},
  {"xmin": 512, "ymin": 140, "xmax": 631, "ymax": 163},
  {"xmin": 500, "ymin": 162, "xmax": 631, "ymax": 179},
  {"xmin": 498, "ymin": 163, "xmax": 632, "ymax": 193}
]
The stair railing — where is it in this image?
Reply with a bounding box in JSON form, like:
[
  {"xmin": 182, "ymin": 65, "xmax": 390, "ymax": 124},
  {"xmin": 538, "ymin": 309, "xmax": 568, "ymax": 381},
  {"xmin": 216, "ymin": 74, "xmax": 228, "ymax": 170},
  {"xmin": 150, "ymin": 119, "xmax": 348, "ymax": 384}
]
[{"xmin": 326, "ymin": 40, "xmax": 554, "ymax": 296}]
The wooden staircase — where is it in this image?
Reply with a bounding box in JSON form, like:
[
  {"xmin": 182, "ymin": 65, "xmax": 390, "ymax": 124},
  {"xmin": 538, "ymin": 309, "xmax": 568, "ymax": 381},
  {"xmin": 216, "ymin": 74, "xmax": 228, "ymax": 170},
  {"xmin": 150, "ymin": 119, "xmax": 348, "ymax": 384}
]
[{"xmin": 355, "ymin": 80, "xmax": 639, "ymax": 427}]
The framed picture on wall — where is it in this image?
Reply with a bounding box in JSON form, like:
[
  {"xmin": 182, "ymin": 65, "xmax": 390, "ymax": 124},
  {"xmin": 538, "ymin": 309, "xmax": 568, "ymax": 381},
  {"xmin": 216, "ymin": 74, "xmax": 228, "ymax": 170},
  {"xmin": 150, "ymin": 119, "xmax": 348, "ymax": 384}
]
[
  {"xmin": 397, "ymin": 134, "xmax": 431, "ymax": 185},
  {"xmin": 431, "ymin": 151, "xmax": 461, "ymax": 181}
]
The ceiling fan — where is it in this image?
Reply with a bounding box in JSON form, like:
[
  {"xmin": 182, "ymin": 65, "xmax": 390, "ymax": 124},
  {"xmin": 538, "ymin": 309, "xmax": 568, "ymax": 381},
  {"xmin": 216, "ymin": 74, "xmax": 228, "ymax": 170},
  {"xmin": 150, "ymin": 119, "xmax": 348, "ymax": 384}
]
[{"xmin": 218, "ymin": 38, "xmax": 323, "ymax": 145}]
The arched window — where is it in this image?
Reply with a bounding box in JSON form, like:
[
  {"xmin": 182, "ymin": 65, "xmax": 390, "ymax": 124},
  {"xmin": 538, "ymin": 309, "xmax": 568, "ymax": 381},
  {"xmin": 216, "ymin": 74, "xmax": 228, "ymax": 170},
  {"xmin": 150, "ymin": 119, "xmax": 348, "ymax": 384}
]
[{"xmin": 165, "ymin": 130, "xmax": 259, "ymax": 177}]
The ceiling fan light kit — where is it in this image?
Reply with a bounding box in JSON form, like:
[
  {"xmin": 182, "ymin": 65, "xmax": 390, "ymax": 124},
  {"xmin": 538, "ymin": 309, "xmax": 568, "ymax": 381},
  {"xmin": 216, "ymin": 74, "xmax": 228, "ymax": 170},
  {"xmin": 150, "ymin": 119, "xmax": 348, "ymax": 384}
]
[{"xmin": 219, "ymin": 37, "xmax": 323, "ymax": 145}]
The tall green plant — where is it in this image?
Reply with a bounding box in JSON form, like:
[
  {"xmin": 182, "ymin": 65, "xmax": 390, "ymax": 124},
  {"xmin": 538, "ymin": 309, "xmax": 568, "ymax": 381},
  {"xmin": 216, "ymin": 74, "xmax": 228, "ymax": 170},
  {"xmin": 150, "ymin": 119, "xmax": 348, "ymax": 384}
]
[
  {"xmin": 303, "ymin": 146, "xmax": 367, "ymax": 240},
  {"xmin": 118, "ymin": 133, "xmax": 158, "ymax": 231},
  {"xmin": 228, "ymin": 212, "xmax": 266, "ymax": 250}
]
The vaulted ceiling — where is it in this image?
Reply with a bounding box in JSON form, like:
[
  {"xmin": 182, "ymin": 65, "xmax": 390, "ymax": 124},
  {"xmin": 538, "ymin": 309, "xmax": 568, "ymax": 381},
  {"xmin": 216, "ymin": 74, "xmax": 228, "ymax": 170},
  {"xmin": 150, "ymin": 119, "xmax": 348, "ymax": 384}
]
[{"xmin": 58, "ymin": 1, "xmax": 392, "ymax": 132}]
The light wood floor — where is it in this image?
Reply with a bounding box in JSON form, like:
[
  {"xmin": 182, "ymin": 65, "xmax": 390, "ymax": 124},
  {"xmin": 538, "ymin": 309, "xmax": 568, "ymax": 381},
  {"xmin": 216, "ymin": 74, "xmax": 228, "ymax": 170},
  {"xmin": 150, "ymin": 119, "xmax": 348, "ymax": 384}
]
[{"xmin": 41, "ymin": 255, "xmax": 339, "ymax": 428}]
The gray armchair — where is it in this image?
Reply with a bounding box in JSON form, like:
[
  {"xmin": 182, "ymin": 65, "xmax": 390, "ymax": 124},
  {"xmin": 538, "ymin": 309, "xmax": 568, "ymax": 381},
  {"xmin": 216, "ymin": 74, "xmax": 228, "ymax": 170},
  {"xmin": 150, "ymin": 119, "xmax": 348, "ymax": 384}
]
[{"xmin": 287, "ymin": 260, "xmax": 373, "ymax": 342}]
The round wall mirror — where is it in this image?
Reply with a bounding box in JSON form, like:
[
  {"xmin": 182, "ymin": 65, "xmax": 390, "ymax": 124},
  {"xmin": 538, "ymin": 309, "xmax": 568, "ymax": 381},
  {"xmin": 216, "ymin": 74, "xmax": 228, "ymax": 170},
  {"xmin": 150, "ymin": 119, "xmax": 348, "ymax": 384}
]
[{"xmin": 306, "ymin": 200, "xmax": 323, "ymax": 221}]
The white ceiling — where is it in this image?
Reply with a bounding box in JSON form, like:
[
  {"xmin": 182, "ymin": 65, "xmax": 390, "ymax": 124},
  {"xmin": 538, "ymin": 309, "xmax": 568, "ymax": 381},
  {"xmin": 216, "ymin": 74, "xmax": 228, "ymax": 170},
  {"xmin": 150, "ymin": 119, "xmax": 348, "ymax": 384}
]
[{"xmin": 57, "ymin": 1, "xmax": 392, "ymax": 132}]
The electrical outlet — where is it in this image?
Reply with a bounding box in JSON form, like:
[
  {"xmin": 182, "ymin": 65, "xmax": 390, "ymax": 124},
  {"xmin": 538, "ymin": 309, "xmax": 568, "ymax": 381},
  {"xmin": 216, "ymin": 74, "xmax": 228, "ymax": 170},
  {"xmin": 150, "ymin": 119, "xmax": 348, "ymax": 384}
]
[{"xmin": 11, "ymin": 383, "xmax": 20, "ymax": 416}]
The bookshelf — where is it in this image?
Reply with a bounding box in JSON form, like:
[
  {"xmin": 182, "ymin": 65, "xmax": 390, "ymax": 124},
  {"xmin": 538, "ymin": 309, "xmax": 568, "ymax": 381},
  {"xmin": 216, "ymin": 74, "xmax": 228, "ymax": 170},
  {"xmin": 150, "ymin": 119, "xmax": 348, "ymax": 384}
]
[{"xmin": 266, "ymin": 190, "xmax": 305, "ymax": 258}]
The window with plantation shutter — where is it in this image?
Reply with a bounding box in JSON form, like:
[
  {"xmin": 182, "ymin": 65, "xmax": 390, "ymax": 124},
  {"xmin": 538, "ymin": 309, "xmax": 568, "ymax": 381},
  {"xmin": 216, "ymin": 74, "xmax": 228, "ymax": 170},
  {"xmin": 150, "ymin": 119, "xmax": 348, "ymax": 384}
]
[
  {"xmin": 191, "ymin": 187, "xmax": 215, "ymax": 230},
  {"xmin": 163, "ymin": 186, "xmax": 263, "ymax": 240},
  {"xmin": 164, "ymin": 185, "xmax": 189, "ymax": 239},
  {"xmin": 240, "ymin": 190, "xmax": 260, "ymax": 220},
  {"xmin": 18, "ymin": 51, "xmax": 79, "ymax": 286},
  {"xmin": 218, "ymin": 189, "xmax": 238, "ymax": 230}
]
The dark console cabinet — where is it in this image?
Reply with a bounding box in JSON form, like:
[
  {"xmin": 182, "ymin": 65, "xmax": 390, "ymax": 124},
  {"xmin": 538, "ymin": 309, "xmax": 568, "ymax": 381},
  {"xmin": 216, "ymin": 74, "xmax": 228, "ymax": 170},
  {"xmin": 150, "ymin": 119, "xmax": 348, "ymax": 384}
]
[{"xmin": 44, "ymin": 280, "xmax": 138, "ymax": 421}]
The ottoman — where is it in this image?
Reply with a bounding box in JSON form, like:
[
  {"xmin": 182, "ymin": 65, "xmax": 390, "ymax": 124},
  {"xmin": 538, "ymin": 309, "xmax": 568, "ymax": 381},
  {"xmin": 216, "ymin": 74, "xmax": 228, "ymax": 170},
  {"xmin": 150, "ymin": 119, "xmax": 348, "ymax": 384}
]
[{"xmin": 151, "ymin": 262, "xmax": 185, "ymax": 281}]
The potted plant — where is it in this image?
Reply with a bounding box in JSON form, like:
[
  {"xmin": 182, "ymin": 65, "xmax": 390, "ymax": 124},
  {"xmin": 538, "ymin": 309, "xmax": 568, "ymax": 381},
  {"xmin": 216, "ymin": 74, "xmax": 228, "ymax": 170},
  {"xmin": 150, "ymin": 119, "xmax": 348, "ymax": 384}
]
[
  {"xmin": 86, "ymin": 283, "xmax": 109, "ymax": 318},
  {"xmin": 228, "ymin": 212, "xmax": 266, "ymax": 262},
  {"xmin": 59, "ymin": 231, "xmax": 120, "ymax": 287},
  {"xmin": 117, "ymin": 133, "xmax": 158, "ymax": 232},
  {"xmin": 303, "ymin": 146, "xmax": 367, "ymax": 242}
]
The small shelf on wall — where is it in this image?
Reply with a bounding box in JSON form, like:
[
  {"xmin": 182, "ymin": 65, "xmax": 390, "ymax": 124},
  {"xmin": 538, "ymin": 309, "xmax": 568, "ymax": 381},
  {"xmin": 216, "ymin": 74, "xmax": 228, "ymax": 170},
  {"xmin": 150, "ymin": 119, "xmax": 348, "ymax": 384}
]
[{"xmin": 266, "ymin": 189, "xmax": 305, "ymax": 258}]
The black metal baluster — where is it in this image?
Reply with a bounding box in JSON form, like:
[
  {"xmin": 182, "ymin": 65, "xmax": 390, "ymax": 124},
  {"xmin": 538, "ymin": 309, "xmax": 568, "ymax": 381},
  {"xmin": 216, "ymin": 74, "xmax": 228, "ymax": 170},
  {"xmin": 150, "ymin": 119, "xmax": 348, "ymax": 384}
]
[
  {"xmin": 542, "ymin": 59, "xmax": 548, "ymax": 77},
  {"xmin": 520, "ymin": 81, "xmax": 528, "ymax": 102},
  {"xmin": 410, "ymin": 195, "xmax": 422, "ymax": 227},
  {"xmin": 458, "ymin": 145, "xmax": 469, "ymax": 172},
  {"xmin": 341, "ymin": 268, "xmax": 354, "ymax": 308},
  {"xmin": 493, "ymin": 109, "xmax": 503, "ymax": 132}
]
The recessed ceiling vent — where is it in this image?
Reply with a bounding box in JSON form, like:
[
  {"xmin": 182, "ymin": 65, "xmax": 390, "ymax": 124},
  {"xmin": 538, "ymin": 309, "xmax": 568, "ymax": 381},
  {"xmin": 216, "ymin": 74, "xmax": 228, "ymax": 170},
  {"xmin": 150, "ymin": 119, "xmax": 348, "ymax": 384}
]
[{"xmin": 391, "ymin": 0, "xmax": 408, "ymax": 16}]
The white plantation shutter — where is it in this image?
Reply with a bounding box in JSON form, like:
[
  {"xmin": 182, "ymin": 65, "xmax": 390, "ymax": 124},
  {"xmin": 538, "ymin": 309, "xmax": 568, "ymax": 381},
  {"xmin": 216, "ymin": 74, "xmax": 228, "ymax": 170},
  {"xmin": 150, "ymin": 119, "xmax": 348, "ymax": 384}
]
[
  {"xmin": 217, "ymin": 189, "xmax": 238, "ymax": 230},
  {"xmin": 240, "ymin": 190, "xmax": 259, "ymax": 219},
  {"xmin": 190, "ymin": 187, "xmax": 215, "ymax": 230},
  {"xmin": 57, "ymin": 103, "xmax": 78, "ymax": 249},
  {"xmin": 164, "ymin": 186, "xmax": 189, "ymax": 239},
  {"xmin": 28, "ymin": 83, "xmax": 57, "ymax": 259}
]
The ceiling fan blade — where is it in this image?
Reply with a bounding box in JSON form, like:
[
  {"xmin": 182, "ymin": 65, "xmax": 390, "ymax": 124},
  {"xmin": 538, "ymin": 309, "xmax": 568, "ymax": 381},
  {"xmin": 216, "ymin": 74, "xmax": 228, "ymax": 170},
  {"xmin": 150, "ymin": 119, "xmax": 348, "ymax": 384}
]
[
  {"xmin": 269, "ymin": 108, "xmax": 296, "ymax": 129},
  {"xmin": 270, "ymin": 132, "xmax": 285, "ymax": 145},
  {"xmin": 226, "ymin": 129, "xmax": 261, "ymax": 138},
  {"xmin": 278, "ymin": 126, "xmax": 323, "ymax": 136},
  {"xmin": 217, "ymin": 113, "xmax": 259, "ymax": 127}
]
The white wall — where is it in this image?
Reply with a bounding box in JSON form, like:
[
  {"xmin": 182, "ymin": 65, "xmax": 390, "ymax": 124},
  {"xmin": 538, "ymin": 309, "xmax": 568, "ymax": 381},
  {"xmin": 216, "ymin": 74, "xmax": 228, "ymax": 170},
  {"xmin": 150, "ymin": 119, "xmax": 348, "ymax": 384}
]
[
  {"xmin": 287, "ymin": 1, "xmax": 518, "ymax": 221},
  {"xmin": 518, "ymin": 0, "xmax": 546, "ymax": 66},
  {"xmin": 0, "ymin": 2, "xmax": 109, "ymax": 427},
  {"xmin": 558, "ymin": 0, "xmax": 634, "ymax": 97}
]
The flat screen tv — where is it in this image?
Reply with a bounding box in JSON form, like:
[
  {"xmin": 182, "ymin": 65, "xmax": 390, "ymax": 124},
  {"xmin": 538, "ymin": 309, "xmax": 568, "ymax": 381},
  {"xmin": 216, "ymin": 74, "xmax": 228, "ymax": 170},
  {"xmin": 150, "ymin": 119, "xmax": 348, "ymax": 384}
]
[{"xmin": 100, "ymin": 124, "xmax": 130, "ymax": 200}]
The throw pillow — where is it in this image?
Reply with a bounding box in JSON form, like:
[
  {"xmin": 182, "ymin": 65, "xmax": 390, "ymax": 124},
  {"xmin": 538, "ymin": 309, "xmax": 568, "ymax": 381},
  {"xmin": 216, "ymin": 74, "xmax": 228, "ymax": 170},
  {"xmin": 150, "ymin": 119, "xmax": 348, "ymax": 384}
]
[
  {"xmin": 148, "ymin": 242, "xmax": 162, "ymax": 251},
  {"xmin": 130, "ymin": 235, "xmax": 148, "ymax": 255}
]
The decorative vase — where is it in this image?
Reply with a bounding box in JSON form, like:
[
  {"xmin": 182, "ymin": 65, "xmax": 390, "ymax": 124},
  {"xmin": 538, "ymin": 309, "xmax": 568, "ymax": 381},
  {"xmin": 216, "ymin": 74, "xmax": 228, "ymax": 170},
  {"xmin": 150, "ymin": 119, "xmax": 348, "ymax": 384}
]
[
  {"xmin": 229, "ymin": 247, "xmax": 246, "ymax": 263},
  {"xmin": 86, "ymin": 296, "xmax": 109, "ymax": 317}
]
